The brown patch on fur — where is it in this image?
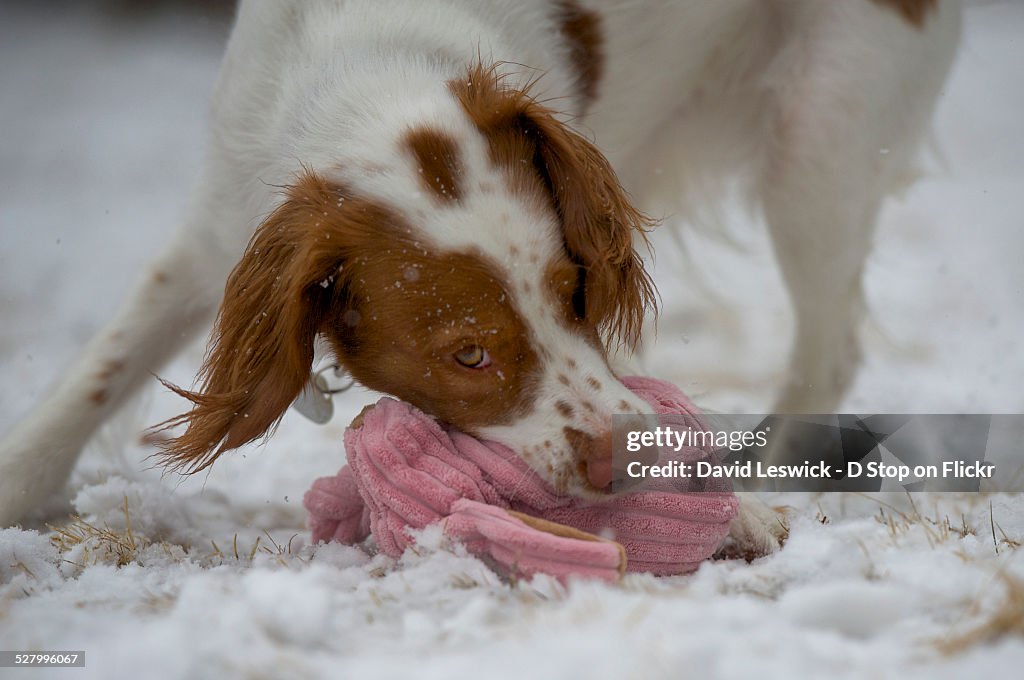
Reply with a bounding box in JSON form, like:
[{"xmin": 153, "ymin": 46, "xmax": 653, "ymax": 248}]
[
  {"xmin": 871, "ymin": 0, "xmax": 937, "ymax": 27},
  {"xmin": 545, "ymin": 257, "xmax": 581, "ymax": 321},
  {"xmin": 334, "ymin": 244, "xmax": 540, "ymax": 435},
  {"xmin": 558, "ymin": 374, "xmax": 571, "ymax": 386},
  {"xmin": 553, "ymin": 0, "xmax": 605, "ymax": 109},
  {"xmin": 89, "ymin": 389, "xmax": 106, "ymax": 405},
  {"xmin": 564, "ymin": 424, "xmax": 613, "ymax": 491},
  {"xmin": 155, "ymin": 170, "xmax": 540, "ymax": 472},
  {"xmin": 618, "ymin": 400, "xmax": 631, "ymax": 412},
  {"xmin": 405, "ymin": 127, "xmax": 464, "ymax": 202},
  {"xmin": 449, "ymin": 64, "xmax": 656, "ymax": 350},
  {"xmin": 152, "ymin": 270, "xmax": 169, "ymax": 284},
  {"xmin": 564, "ymin": 426, "xmax": 592, "ymax": 459},
  {"xmin": 544, "ymin": 256, "xmax": 604, "ymax": 350},
  {"xmin": 586, "ymin": 377, "xmax": 601, "ymax": 390},
  {"xmin": 97, "ymin": 359, "xmax": 124, "ymax": 381},
  {"xmin": 555, "ymin": 401, "xmax": 574, "ymax": 418}
]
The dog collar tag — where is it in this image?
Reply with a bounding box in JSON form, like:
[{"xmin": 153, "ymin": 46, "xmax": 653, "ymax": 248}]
[
  {"xmin": 292, "ymin": 373, "xmax": 334, "ymax": 424},
  {"xmin": 290, "ymin": 364, "xmax": 354, "ymax": 424}
]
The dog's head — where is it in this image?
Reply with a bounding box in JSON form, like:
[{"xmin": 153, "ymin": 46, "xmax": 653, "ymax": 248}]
[{"xmin": 160, "ymin": 65, "xmax": 657, "ymax": 497}]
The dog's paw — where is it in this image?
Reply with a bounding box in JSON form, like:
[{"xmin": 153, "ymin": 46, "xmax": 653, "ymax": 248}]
[
  {"xmin": 0, "ymin": 463, "xmax": 43, "ymax": 528},
  {"xmin": 0, "ymin": 432, "xmax": 76, "ymax": 527},
  {"xmin": 715, "ymin": 496, "xmax": 788, "ymax": 562}
]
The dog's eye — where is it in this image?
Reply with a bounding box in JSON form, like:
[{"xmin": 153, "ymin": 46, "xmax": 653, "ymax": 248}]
[{"xmin": 453, "ymin": 345, "xmax": 491, "ymax": 369}]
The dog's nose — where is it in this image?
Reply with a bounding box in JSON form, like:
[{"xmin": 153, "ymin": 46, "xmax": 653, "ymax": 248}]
[
  {"xmin": 567, "ymin": 419, "xmax": 660, "ymax": 492},
  {"xmin": 565, "ymin": 426, "xmax": 613, "ymax": 490},
  {"xmin": 586, "ymin": 432, "xmax": 614, "ymax": 489},
  {"xmin": 612, "ymin": 413, "xmax": 661, "ymax": 489}
]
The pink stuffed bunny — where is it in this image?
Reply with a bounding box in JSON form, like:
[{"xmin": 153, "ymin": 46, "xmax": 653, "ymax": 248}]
[{"xmin": 303, "ymin": 377, "xmax": 737, "ymax": 582}]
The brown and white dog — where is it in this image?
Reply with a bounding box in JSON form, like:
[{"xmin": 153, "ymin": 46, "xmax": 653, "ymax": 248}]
[{"xmin": 0, "ymin": 0, "xmax": 960, "ymax": 554}]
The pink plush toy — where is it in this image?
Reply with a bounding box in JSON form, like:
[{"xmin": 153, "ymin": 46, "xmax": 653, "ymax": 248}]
[{"xmin": 303, "ymin": 377, "xmax": 737, "ymax": 583}]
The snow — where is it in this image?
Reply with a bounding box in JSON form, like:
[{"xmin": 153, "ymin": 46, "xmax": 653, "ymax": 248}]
[{"xmin": 1, "ymin": 2, "xmax": 1023, "ymax": 678}]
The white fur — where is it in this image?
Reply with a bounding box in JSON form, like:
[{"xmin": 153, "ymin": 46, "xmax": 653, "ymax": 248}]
[{"xmin": 0, "ymin": 0, "xmax": 962, "ymax": 560}]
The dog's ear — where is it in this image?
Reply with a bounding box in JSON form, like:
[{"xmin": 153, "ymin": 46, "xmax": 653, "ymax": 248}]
[
  {"xmin": 525, "ymin": 108, "xmax": 657, "ymax": 349},
  {"xmin": 157, "ymin": 171, "xmax": 360, "ymax": 472},
  {"xmin": 450, "ymin": 65, "xmax": 656, "ymax": 349}
]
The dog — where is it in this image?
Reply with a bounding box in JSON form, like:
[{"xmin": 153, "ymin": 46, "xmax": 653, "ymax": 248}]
[{"xmin": 0, "ymin": 0, "xmax": 960, "ymax": 557}]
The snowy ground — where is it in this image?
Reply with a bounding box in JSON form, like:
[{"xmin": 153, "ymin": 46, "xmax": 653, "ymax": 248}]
[{"xmin": 1, "ymin": 2, "xmax": 1023, "ymax": 678}]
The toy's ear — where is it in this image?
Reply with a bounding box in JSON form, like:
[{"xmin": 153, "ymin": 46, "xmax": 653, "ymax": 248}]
[
  {"xmin": 449, "ymin": 65, "xmax": 656, "ymax": 349},
  {"xmin": 156, "ymin": 171, "xmax": 368, "ymax": 472}
]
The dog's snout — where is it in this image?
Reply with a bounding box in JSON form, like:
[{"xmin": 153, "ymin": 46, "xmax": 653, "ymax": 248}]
[
  {"xmin": 613, "ymin": 414, "xmax": 660, "ymax": 490},
  {"xmin": 564, "ymin": 426, "xmax": 612, "ymax": 490},
  {"xmin": 566, "ymin": 414, "xmax": 661, "ymax": 493}
]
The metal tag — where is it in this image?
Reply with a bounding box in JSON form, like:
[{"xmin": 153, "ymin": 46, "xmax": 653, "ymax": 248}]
[
  {"xmin": 291, "ymin": 372, "xmax": 335, "ymax": 424},
  {"xmin": 290, "ymin": 363, "xmax": 355, "ymax": 424}
]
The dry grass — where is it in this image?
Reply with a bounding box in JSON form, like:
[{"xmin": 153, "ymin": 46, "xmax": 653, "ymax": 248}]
[
  {"xmin": 940, "ymin": 572, "xmax": 1024, "ymax": 654},
  {"xmin": 209, "ymin": 535, "xmax": 263, "ymax": 562},
  {"xmin": 45, "ymin": 495, "xmax": 307, "ymax": 573},
  {"xmin": 849, "ymin": 493, "xmax": 1024, "ymax": 654},
  {"xmin": 47, "ymin": 496, "xmax": 152, "ymax": 568},
  {"xmin": 208, "ymin": 530, "xmax": 304, "ymax": 568},
  {"xmin": 861, "ymin": 493, "xmax": 1021, "ymax": 553}
]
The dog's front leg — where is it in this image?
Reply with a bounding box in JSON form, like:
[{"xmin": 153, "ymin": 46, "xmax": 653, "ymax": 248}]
[
  {"xmin": 717, "ymin": 495, "xmax": 788, "ymax": 560},
  {"xmin": 760, "ymin": 1, "xmax": 960, "ymax": 415},
  {"xmin": 0, "ymin": 188, "xmax": 238, "ymax": 526}
]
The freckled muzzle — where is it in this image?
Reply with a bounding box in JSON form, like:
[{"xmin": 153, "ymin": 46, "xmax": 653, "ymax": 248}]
[{"xmin": 566, "ymin": 413, "xmax": 661, "ymax": 493}]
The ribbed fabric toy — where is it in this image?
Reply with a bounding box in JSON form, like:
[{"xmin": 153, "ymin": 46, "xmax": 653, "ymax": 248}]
[{"xmin": 303, "ymin": 377, "xmax": 737, "ymax": 582}]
